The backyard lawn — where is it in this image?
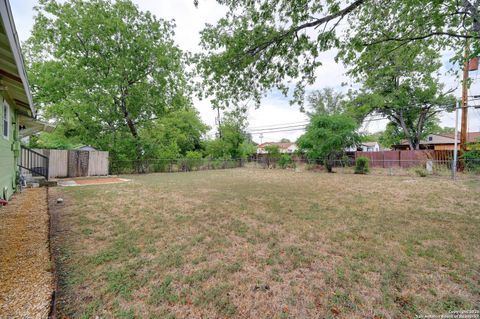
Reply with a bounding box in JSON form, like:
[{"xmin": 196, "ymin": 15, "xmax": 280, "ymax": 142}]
[{"xmin": 49, "ymin": 169, "xmax": 480, "ymax": 319}]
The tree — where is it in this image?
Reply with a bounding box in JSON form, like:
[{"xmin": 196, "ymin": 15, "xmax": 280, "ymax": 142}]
[
  {"xmin": 306, "ymin": 88, "xmax": 346, "ymax": 117},
  {"xmin": 140, "ymin": 109, "xmax": 209, "ymax": 159},
  {"xmin": 26, "ymin": 0, "xmax": 190, "ymax": 161},
  {"xmin": 196, "ymin": 0, "xmax": 480, "ymax": 108},
  {"xmin": 378, "ymin": 122, "xmax": 405, "ymax": 149},
  {"xmin": 279, "ymin": 138, "xmax": 291, "ymax": 143},
  {"xmin": 264, "ymin": 144, "xmax": 281, "ymax": 168},
  {"xmin": 297, "ymin": 114, "xmax": 360, "ymax": 172},
  {"xmin": 204, "ymin": 109, "xmax": 254, "ymax": 159},
  {"xmin": 349, "ymin": 43, "xmax": 455, "ymax": 150}
]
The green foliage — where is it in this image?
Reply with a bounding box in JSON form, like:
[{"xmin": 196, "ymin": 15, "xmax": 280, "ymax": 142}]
[
  {"xmin": 195, "ymin": 0, "xmax": 477, "ymax": 108},
  {"xmin": 26, "ymin": 0, "xmax": 190, "ymax": 160},
  {"xmin": 378, "ymin": 122, "xmax": 405, "ymax": 149},
  {"xmin": 415, "ymin": 167, "xmax": 429, "ymax": 177},
  {"xmin": 462, "ymin": 142, "xmax": 480, "ymax": 174},
  {"xmin": 204, "ymin": 109, "xmax": 253, "ymax": 160},
  {"xmin": 354, "ymin": 156, "xmax": 369, "ymax": 174},
  {"xmin": 278, "ymin": 154, "xmax": 294, "ymax": 169},
  {"xmin": 204, "ymin": 139, "xmax": 231, "ymax": 160},
  {"xmin": 264, "ymin": 144, "xmax": 281, "ymax": 168},
  {"xmin": 28, "ymin": 127, "xmax": 81, "ymax": 149},
  {"xmin": 306, "ymin": 88, "xmax": 347, "ymax": 117},
  {"xmin": 141, "ymin": 110, "xmax": 209, "ymax": 159},
  {"xmin": 361, "ymin": 132, "xmax": 382, "ymax": 143},
  {"xmin": 297, "ymin": 114, "xmax": 360, "ymax": 172},
  {"xmin": 239, "ymin": 141, "xmax": 257, "ymax": 159},
  {"xmin": 349, "ymin": 42, "xmax": 455, "ymax": 150},
  {"xmin": 184, "ymin": 151, "xmax": 203, "ymax": 171}
]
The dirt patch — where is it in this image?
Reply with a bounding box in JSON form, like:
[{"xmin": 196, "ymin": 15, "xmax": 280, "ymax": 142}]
[
  {"xmin": 0, "ymin": 188, "xmax": 53, "ymax": 318},
  {"xmin": 58, "ymin": 177, "xmax": 129, "ymax": 186}
]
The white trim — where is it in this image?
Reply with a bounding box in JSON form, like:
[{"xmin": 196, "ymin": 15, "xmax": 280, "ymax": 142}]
[{"xmin": 2, "ymin": 99, "xmax": 9, "ymax": 140}]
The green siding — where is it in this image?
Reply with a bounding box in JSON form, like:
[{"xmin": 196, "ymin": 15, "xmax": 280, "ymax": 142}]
[{"xmin": 0, "ymin": 94, "xmax": 18, "ymax": 200}]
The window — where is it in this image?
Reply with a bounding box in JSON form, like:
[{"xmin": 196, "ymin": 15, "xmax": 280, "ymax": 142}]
[
  {"xmin": 428, "ymin": 136, "xmax": 433, "ymax": 141},
  {"xmin": 3, "ymin": 101, "xmax": 9, "ymax": 139}
]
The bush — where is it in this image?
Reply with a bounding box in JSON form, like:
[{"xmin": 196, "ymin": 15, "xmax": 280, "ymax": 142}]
[
  {"xmin": 415, "ymin": 167, "xmax": 428, "ymax": 177},
  {"xmin": 185, "ymin": 151, "xmax": 203, "ymax": 171},
  {"xmin": 354, "ymin": 156, "xmax": 369, "ymax": 174},
  {"xmin": 462, "ymin": 147, "xmax": 480, "ymax": 174},
  {"xmin": 278, "ymin": 154, "xmax": 294, "ymax": 169}
]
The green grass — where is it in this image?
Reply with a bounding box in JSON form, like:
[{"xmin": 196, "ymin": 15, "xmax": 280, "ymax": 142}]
[{"xmin": 50, "ymin": 169, "xmax": 480, "ymax": 318}]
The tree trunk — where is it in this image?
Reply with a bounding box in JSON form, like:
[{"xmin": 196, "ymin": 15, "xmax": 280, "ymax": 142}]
[
  {"xmin": 397, "ymin": 113, "xmax": 416, "ymax": 150},
  {"xmin": 115, "ymin": 91, "xmax": 144, "ymax": 170}
]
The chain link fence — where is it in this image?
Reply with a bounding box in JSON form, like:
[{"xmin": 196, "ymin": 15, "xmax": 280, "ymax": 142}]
[{"xmin": 110, "ymin": 157, "xmax": 480, "ymax": 179}]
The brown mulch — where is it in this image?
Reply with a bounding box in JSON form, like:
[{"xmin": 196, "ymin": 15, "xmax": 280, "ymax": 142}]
[{"xmin": 0, "ymin": 188, "xmax": 53, "ymax": 319}]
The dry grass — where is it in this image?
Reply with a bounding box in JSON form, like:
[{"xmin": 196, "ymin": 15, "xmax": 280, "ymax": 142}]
[{"xmin": 49, "ymin": 169, "xmax": 480, "ymax": 319}]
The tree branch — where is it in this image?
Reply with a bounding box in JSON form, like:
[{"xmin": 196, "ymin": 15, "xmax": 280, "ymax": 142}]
[
  {"xmin": 246, "ymin": 0, "xmax": 365, "ymax": 56},
  {"xmin": 364, "ymin": 31, "xmax": 478, "ymax": 47}
]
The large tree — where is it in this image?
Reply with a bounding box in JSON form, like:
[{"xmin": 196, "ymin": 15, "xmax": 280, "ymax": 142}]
[
  {"xmin": 26, "ymin": 0, "xmax": 191, "ymax": 160},
  {"xmin": 196, "ymin": 0, "xmax": 480, "ymax": 108},
  {"xmin": 350, "ymin": 42, "xmax": 455, "ymax": 150}
]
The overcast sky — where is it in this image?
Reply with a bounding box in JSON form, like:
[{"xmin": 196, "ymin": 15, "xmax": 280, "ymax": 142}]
[{"xmin": 11, "ymin": 0, "xmax": 480, "ymax": 143}]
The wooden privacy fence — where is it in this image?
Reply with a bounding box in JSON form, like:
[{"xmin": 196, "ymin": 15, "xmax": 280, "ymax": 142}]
[
  {"xmin": 355, "ymin": 150, "xmax": 453, "ymax": 168},
  {"xmin": 32, "ymin": 149, "xmax": 109, "ymax": 178}
]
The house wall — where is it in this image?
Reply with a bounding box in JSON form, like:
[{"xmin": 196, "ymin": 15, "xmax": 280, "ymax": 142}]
[
  {"xmin": 0, "ymin": 94, "xmax": 19, "ymax": 200},
  {"xmin": 434, "ymin": 144, "xmax": 455, "ymax": 151}
]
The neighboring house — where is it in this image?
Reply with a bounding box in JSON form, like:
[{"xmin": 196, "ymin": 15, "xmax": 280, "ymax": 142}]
[
  {"xmin": 393, "ymin": 132, "xmax": 480, "ymax": 150},
  {"xmin": 345, "ymin": 142, "xmax": 381, "ymax": 152},
  {"xmin": 257, "ymin": 142, "xmax": 299, "ymax": 154},
  {"xmin": 1, "ymin": 0, "xmax": 51, "ymax": 200},
  {"xmin": 359, "ymin": 142, "xmax": 380, "ymax": 152}
]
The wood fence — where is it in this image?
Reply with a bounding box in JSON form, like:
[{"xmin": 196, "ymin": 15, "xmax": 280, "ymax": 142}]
[
  {"xmin": 355, "ymin": 150, "xmax": 453, "ymax": 168},
  {"xmin": 32, "ymin": 149, "xmax": 109, "ymax": 179}
]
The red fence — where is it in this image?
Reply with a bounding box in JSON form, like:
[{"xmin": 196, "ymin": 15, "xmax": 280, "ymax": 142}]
[{"xmin": 355, "ymin": 150, "xmax": 453, "ymax": 168}]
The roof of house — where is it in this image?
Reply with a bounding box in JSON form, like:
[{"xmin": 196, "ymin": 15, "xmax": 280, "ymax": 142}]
[
  {"xmin": 0, "ymin": 0, "xmax": 35, "ymax": 117},
  {"xmin": 257, "ymin": 142, "xmax": 296, "ymax": 150},
  {"xmin": 361, "ymin": 142, "xmax": 379, "ymax": 147},
  {"xmin": 436, "ymin": 132, "xmax": 480, "ymax": 143},
  {"xmin": 399, "ymin": 132, "xmax": 480, "ymax": 145}
]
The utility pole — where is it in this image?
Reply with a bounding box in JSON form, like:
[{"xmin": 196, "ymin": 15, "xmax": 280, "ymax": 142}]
[
  {"xmin": 452, "ymin": 100, "xmax": 459, "ymax": 180},
  {"xmin": 459, "ymin": 39, "xmax": 469, "ymax": 170}
]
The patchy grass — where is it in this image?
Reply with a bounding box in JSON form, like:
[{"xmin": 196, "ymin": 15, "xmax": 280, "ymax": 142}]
[{"xmin": 50, "ymin": 169, "xmax": 480, "ymax": 318}]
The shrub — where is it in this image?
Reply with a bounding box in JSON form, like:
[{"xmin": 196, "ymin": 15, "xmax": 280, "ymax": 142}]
[
  {"xmin": 278, "ymin": 154, "xmax": 294, "ymax": 169},
  {"xmin": 354, "ymin": 156, "xmax": 369, "ymax": 174},
  {"xmin": 415, "ymin": 167, "xmax": 428, "ymax": 177},
  {"xmin": 462, "ymin": 147, "xmax": 480, "ymax": 174},
  {"xmin": 185, "ymin": 151, "xmax": 203, "ymax": 171}
]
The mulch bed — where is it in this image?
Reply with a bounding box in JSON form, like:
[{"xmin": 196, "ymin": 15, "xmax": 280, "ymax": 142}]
[{"xmin": 0, "ymin": 188, "xmax": 53, "ymax": 318}]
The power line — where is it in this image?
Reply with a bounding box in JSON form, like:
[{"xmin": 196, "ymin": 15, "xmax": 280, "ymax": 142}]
[
  {"xmin": 248, "ymin": 124, "xmax": 308, "ymax": 132},
  {"xmin": 249, "ymin": 127, "xmax": 307, "ymax": 134},
  {"xmin": 247, "ymin": 121, "xmax": 309, "ymax": 130}
]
